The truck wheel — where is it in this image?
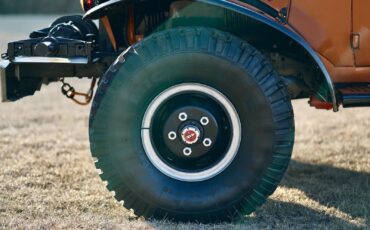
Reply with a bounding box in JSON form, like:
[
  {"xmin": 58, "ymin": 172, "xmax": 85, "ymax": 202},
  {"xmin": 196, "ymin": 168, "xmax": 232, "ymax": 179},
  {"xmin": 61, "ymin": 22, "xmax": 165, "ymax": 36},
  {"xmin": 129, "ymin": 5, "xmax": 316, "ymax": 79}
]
[{"xmin": 89, "ymin": 27, "xmax": 294, "ymax": 222}]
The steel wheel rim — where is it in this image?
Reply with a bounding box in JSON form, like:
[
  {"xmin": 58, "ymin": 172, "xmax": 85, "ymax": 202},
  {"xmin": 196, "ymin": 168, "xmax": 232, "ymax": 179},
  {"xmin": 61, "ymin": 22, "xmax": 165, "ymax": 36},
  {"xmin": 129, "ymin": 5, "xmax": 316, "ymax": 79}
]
[{"xmin": 141, "ymin": 83, "xmax": 241, "ymax": 182}]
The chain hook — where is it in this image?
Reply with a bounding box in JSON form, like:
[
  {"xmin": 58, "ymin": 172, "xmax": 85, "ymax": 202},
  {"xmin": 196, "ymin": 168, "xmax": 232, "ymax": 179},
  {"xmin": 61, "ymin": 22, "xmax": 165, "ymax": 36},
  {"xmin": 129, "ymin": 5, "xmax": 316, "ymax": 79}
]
[{"xmin": 60, "ymin": 78, "xmax": 97, "ymax": 106}]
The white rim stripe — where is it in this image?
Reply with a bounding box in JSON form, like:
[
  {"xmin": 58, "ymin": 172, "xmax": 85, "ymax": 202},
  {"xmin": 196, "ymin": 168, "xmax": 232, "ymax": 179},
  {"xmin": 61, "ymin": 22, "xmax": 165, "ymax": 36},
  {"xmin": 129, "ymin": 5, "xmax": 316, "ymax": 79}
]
[{"xmin": 141, "ymin": 83, "xmax": 241, "ymax": 182}]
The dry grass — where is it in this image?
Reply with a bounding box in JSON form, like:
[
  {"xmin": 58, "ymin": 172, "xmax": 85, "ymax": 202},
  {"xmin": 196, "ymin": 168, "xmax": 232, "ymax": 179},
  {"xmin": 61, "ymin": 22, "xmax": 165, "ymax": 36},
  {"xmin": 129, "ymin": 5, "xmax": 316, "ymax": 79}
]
[{"xmin": 0, "ymin": 16, "xmax": 369, "ymax": 229}]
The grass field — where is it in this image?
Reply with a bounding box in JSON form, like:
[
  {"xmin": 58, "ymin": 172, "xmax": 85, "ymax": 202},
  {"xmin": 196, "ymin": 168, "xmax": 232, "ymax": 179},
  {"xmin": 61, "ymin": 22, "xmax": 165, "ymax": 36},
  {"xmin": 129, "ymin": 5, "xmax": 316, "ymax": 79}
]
[{"xmin": 0, "ymin": 16, "xmax": 369, "ymax": 229}]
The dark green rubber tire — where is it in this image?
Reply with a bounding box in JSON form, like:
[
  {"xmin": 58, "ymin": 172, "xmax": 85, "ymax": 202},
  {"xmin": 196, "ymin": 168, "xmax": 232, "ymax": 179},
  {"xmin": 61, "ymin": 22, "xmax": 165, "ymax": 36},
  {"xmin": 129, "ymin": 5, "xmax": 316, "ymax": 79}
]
[{"xmin": 89, "ymin": 27, "xmax": 294, "ymax": 222}]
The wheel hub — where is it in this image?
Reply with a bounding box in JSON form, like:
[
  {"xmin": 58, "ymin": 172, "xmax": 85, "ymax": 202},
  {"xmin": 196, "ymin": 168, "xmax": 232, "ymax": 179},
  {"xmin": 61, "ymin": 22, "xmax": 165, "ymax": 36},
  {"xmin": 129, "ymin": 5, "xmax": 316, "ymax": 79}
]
[
  {"xmin": 181, "ymin": 125, "xmax": 201, "ymax": 145},
  {"xmin": 162, "ymin": 106, "xmax": 218, "ymax": 159},
  {"xmin": 141, "ymin": 83, "xmax": 241, "ymax": 182}
]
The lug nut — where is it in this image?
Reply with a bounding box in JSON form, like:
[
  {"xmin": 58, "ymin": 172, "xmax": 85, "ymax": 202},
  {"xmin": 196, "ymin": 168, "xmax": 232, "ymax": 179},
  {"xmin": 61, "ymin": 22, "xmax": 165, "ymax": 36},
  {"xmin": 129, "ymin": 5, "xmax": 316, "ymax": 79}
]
[
  {"xmin": 168, "ymin": 131, "xmax": 177, "ymax": 140},
  {"xmin": 178, "ymin": 112, "xmax": 188, "ymax": 121},
  {"xmin": 200, "ymin": 116, "xmax": 210, "ymax": 126},
  {"xmin": 203, "ymin": 138, "xmax": 212, "ymax": 147},
  {"xmin": 183, "ymin": 147, "xmax": 192, "ymax": 156}
]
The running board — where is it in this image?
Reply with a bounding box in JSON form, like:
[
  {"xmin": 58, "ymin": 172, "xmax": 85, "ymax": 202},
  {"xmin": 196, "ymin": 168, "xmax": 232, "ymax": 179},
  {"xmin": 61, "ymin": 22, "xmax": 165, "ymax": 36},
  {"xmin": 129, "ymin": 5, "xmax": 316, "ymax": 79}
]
[{"xmin": 339, "ymin": 85, "xmax": 370, "ymax": 108}]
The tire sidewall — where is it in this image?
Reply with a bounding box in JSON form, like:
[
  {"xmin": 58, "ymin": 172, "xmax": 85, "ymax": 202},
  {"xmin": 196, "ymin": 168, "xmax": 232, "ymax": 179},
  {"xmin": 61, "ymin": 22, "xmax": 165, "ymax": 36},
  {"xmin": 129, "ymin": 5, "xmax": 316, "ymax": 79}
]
[{"xmin": 91, "ymin": 51, "xmax": 277, "ymax": 213}]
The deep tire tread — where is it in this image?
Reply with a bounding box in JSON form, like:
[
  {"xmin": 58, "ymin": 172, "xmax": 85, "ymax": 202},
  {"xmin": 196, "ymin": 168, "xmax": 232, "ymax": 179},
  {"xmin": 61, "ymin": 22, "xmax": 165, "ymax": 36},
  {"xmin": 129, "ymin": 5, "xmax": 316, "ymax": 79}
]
[{"xmin": 89, "ymin": 27, "xmax": 294, "ymax": 223}]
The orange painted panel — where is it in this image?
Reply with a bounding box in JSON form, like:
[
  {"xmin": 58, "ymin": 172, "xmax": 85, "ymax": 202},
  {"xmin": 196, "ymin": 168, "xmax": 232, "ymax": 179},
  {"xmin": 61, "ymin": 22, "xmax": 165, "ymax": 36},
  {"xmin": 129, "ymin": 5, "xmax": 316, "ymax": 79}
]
[
  {"xmin": 320, "ymin": 55, "xmax": 370, "ymax": 83},
  {"xmin": 289, "ymin": 0, "xmax": 353, "ymax": 67},
  {"xmin": 352, "ymin": 0, "xmax": 370, "ymax": 67},
  {"xmin": 261, "ymin": 0, "xmax": 290, "ymax": 11}
]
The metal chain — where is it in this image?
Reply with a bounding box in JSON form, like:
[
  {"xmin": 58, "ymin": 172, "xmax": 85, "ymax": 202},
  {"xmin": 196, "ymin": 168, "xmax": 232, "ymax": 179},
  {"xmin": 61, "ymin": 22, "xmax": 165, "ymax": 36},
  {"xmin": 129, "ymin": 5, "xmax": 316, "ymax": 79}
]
[{"xmin": 60, "ymin": 77, "xmax": 97, "ymax": 106}]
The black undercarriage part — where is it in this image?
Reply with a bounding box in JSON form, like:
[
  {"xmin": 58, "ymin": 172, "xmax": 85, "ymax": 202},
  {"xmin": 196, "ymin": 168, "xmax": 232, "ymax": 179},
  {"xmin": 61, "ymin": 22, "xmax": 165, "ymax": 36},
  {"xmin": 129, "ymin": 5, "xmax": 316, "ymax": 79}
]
[
  {"xmin": 339, "ymin": 85, "xmax": 370, "ymax": 107},
  {"xmin": 1, "ymin": 15, "xmax": 105, "ymax": 102},
  {"xmin": 7, "ymin": 15, "xmax": 99, "ymax": 60}
]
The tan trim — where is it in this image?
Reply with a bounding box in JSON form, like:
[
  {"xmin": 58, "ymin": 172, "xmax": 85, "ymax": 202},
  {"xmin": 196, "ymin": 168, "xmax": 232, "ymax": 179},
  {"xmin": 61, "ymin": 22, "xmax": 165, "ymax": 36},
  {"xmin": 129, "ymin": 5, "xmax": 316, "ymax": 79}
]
[
  {"xmin": 351, "ymin": 33, "xmax": 360, "ymax": 49},
  {"xmin": 80, "ymin": 0, "xmax": 85, "ymax": 11}
]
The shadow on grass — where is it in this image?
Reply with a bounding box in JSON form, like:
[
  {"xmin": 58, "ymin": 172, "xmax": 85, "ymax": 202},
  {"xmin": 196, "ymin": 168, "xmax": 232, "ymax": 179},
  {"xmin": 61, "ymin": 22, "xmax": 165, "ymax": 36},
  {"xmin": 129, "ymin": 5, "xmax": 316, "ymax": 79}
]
[
  {"xmin": 269, "ymin": 160, "xmax": 369, "ymax": 227},
  {"xmin": 233, "ymin": 160, "xmax": 369, "ymax": 229},
  {"xmin": 242, "ymin": 200, "xmax": 358, "ymax": 229}
]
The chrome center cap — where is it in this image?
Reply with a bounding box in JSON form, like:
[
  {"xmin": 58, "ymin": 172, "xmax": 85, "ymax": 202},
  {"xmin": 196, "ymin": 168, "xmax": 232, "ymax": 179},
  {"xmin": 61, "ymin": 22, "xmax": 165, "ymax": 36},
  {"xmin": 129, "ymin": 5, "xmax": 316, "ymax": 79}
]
[{"xmin": 181, "ymin": 125, "xmax": 201, "ymax": 145}]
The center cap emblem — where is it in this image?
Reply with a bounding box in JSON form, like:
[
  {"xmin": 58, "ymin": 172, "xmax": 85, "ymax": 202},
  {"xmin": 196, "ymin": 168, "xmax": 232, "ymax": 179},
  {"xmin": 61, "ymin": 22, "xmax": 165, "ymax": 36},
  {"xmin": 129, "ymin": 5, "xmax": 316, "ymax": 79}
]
[{"xmin": 181, "ymin": 125, "xmax": 201, "ymax": 145}]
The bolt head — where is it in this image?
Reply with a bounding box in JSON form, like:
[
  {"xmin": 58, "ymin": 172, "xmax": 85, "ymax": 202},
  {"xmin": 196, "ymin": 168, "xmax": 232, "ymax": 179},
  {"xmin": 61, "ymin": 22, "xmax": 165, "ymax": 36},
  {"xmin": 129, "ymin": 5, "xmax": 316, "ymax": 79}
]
[
  {"xmin": 203, "ymin": 138, "xmax": 212, "ymax": 147},
  {"xmin": 178, "ymin": 112, "xmax": 188, "ymax": 121},
  {"xmin": 200, "ymin": 116, "xmax": 210, "ymax": 126},
  {"xmin": 183, "ymin": 147, "xmax": 192, "ymax": 156},
  {"xmin": 168, "ymin": 131, "xmax": 177, "ymax": 140}
]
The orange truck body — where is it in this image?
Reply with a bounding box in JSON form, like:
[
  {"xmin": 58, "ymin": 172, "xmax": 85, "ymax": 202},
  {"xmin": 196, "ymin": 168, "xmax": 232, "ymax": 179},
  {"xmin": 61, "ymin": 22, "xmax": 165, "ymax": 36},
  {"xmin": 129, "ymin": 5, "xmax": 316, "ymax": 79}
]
[{"xmin": 263, "ymin": 0, "xmax": 370, "ymax": 83}]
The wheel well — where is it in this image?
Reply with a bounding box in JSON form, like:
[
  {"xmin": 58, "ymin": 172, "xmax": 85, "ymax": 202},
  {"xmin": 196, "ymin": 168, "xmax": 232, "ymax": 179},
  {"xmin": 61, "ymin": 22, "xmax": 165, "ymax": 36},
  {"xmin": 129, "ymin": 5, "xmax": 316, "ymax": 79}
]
[
  {"xmin": 101, "ymin": 0, "xmax": 334, "ymax": 102},
  {"xmin": 160, "ymin": 1, "xmax": 330, "ymax": 101}
]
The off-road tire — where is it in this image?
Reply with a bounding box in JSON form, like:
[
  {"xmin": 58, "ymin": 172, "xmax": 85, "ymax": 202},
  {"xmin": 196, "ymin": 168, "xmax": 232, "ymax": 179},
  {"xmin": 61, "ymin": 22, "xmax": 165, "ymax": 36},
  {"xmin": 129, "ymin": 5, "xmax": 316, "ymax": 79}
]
[{"xmin": 89, "ymin": 27, "xmax": 294, "ymax": 222}]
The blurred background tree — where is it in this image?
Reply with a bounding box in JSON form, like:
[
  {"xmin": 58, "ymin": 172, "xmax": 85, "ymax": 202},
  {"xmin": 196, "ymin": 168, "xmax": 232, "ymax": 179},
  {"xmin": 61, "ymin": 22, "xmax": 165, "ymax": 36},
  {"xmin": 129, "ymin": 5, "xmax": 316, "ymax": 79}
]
[{"xmin": 0, "ymin": 0, "xmax": 81, "ymax": 14}]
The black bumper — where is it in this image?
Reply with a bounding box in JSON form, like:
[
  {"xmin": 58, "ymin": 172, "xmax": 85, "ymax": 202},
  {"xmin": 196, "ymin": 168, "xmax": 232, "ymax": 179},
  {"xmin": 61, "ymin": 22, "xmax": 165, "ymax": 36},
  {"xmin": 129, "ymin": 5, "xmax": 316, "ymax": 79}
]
[{"xmin": 0, "ymin": 57, "xmax": 105, "ymax": 102}]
